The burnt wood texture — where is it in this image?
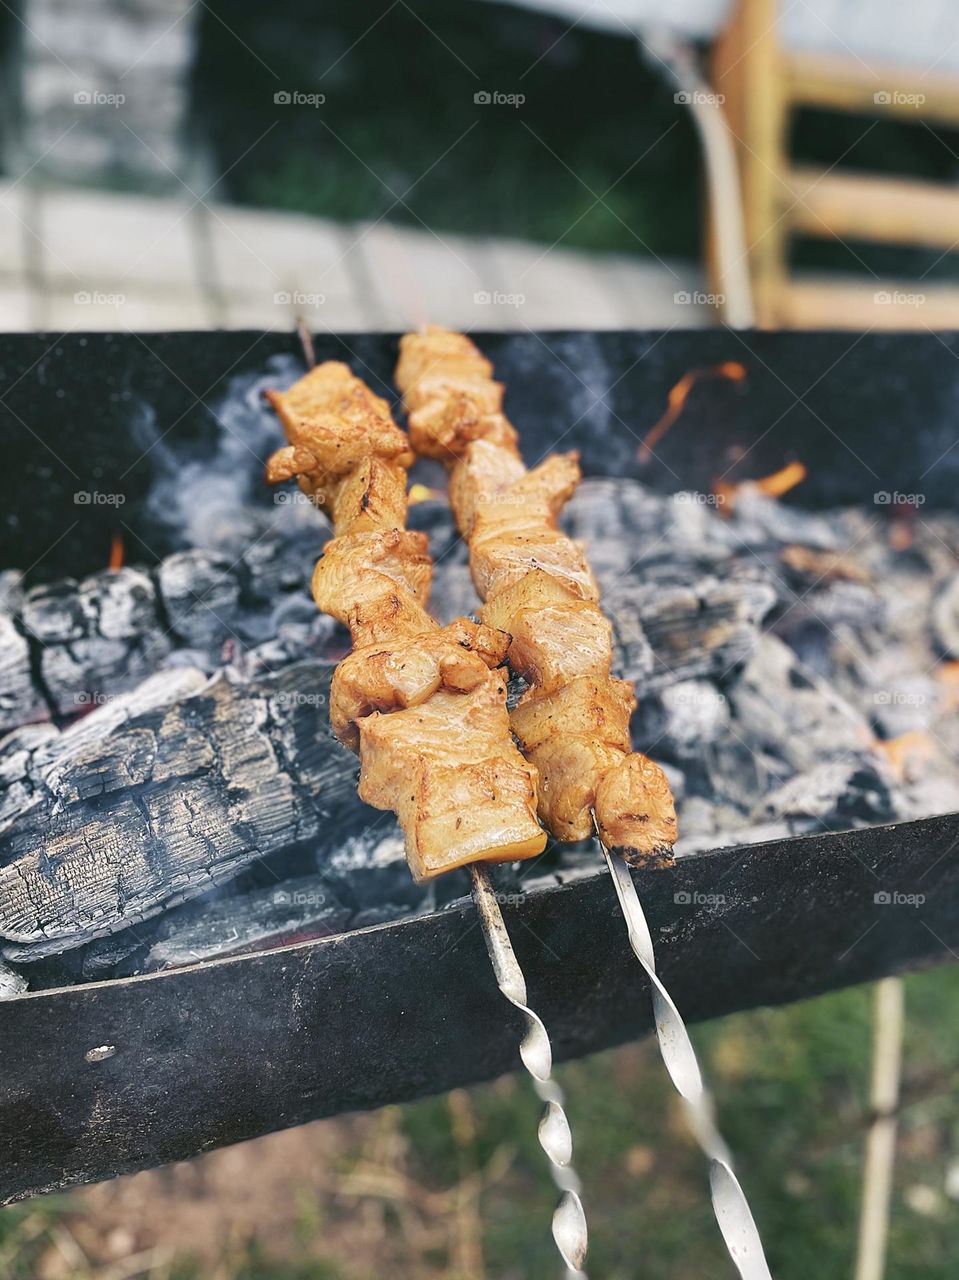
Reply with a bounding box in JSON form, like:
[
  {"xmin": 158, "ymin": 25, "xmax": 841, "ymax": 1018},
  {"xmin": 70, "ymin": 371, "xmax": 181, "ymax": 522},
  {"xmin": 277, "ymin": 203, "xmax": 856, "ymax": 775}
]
[{"xmin": 1, "ymin": 329, "xmax": 958, "ymax": 1202}]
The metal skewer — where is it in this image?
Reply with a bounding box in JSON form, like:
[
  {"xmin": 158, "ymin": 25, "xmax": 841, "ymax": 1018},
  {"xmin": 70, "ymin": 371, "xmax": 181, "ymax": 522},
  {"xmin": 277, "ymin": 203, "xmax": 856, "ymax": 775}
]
[
  {"xmin": 469, "ymin": 863, "xmax": 589, "ymax": 1278},
  {"xmin": 594, "ymin": 820, "xmax": 772, "ymax": 1280}
]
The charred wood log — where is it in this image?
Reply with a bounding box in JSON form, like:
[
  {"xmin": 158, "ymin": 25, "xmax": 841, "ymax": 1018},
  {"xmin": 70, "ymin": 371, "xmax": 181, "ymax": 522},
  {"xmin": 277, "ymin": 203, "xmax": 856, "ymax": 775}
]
[
  {"xmin": 141, "ymin": 873, "xmax": 352, "ymax": 972},
  {"xmin": 606, "ymin": 576, "xmax": 776, "ymax": 691},
  {"xmin": 0, "ymin": 613, "xmax": 48, "ymax": 731},
  {"xmin": 0, "ymin": 535, "xmax": 325, "ymax": 732},
  {"xmin": 0, "ymin": 660, "xmax": 359, "ymax": 960}
]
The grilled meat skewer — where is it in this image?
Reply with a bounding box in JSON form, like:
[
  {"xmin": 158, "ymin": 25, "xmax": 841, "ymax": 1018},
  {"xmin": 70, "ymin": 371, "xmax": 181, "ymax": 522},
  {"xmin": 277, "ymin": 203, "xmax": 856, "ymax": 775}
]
[
  {"xmin": 395, "ymin": 329, "xmax": 777, "ymax": 1280},
  {"xmin": 394, "ymin": 327, "xmax": 677, "ymax": 864},
  {"xmin": 265, "ymin": 361, "xmax": 546, "ymax": 881},
  {"xmin": 266, "ymin": 356, "xmax": 588, "ymax": 1274}
]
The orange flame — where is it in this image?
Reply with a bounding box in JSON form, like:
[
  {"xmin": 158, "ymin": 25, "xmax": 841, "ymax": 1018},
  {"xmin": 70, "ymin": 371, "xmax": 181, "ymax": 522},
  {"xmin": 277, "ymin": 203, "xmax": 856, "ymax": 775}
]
[
  {"xmin": 714, "ymin": 461, "xmax": 806, "ymax": 513},
  {"xmin": 108, "ymin": 532, "xmax": 124, "ymax": 571},
  {"xmin": 754, "ymin": 461, "xmax": 807, "ymax": 498},
  {"xmin": 638, "ymin": 362, "xmax": 747, "ymax": 462}
]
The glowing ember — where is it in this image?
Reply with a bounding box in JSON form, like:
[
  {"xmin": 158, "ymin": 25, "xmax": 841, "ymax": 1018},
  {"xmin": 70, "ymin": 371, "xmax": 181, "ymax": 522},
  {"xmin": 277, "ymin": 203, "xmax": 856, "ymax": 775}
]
[
  {"xmin": 780, "ymin": 544, "xmax": 871, "ymax": 584},
  {"xmin": 408, "ymin": 483, "xmax": 445, "ymax": 505},
  {"xmin": 889, "ymin": 505, "xmax": 918, "ymax": 552},
  {"xmin": 875, "ymin": 730, "xmax": 936, "ymax": 777},
  {"xmin": 936, "ymin": 662, "xmax": 959, "ymax": 710},
  {"xmin": 714, "ymin": 461, "xmax": 806, "ymax": 513},
  {"xmin": 108, "ymin": 532, "xmax": 124, "ymax": 571},
  {"xmin": 638, "ymin": 362, "xmax": 747, "ymax": 462}
]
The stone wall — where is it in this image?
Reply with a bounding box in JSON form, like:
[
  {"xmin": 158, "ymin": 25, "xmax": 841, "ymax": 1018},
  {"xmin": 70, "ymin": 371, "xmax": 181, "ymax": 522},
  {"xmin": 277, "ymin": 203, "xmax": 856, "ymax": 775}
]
[{"xmin": 12, "ymin": 0, "xmax": 200, "ymax": 185}]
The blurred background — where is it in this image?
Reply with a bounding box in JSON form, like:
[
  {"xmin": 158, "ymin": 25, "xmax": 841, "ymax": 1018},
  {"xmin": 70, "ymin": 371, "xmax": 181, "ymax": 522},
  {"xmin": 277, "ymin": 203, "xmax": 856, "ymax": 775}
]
[
  {"xmin": 3, "ymin": 0, "xmax": 959, "ymax": 330},
  {"xmin": 2, "ymin": 1, "xmax": 959, "ymax": 1277}
]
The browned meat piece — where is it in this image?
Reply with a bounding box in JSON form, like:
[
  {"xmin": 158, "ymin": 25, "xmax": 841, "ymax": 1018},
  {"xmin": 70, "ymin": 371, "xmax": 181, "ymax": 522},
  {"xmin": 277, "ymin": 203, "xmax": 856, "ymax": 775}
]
[
  {"xmin": 330, "ymin": 619, "xmax": 510, "ymax": 750},
  {"xmin": 396, "ymin": 326, "xmax": 677, "ymax": 865},
  {"xmin": 266, "ymin": 360, "xmax": 546, "ymax": 880},
  {"xmin": 358, "ymin": 678, "xmax": 544, "ymax": 882}
]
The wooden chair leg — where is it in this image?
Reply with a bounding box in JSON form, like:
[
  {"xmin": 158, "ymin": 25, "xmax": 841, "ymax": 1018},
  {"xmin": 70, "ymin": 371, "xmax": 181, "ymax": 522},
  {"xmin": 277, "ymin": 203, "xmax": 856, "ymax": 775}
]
[{"xmin": 712, "ymin": 0, "xmax": 790, "ymax": 327}]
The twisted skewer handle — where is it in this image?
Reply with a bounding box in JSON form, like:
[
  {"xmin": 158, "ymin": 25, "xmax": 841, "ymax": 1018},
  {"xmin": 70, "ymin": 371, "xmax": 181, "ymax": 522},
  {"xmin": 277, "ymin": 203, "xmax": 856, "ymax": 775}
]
[
  {"xmin": 469, "ymin": 864, "xmax": 589, "ymax": 1278},
  {"xmin": 600, "ymin": 842, "xmax": 772, "ymax": 1280}
]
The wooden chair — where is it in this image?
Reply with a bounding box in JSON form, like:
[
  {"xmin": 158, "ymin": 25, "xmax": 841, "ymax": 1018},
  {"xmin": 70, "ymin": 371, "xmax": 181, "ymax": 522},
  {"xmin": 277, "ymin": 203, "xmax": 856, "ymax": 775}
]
[{"xmin": 711, "ymin": 0, "xmax": 959, "ymax": 327}]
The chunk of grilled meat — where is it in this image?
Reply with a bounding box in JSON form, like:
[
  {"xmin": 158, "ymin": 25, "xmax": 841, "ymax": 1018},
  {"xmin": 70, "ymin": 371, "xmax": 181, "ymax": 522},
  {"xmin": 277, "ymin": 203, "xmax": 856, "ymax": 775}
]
[
  {"xmin": 395, "ymin": 329, "xmax": 677, "ymax": 866},
  {"xmin": 266, "ymin": 361, "xmax": 546, "ymax": 880}
]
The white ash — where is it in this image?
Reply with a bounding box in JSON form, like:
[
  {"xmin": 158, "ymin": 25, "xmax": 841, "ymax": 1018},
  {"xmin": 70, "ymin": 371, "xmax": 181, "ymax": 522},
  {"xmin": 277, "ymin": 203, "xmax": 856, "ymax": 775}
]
[
  {"xmin": 726, "ymin": 635, "xmax": 875, "ymax": 774},
  {"xmin": 0, "ymin": 614, "xmax": 47, "ymax": 729},
  {"xmin": 676, "ymin": 819, "xmax": 810, "ymax": 858},
  {"xmin": 0, "ymin": 571, "xmax": 24, "ymax": 616},
  {"xmin": 0, "ymin": 525, "xmax": 331, "ymax": 731},
  {"xmin": 727, "ymin": 487, "xmax": 841, "ymax": 551},
  {"xmin": 0, "ymin": 959, "xmax": 28, "ymax": 999},
  {"xmin": 633, "ymin": 680, "xmax": 730, "ymax": 762},
  {"xmin": 607, "ymin": 576, "xmax": 776, "ymax": 692},
  {"xmin": 749, "ymin": 755, "xmax": 899, "ymax": 828},
  {"xmin": 142, "ymin": 874, "xmax": 351, "ymax": 972},
  {"xmin": 933, "ymin": 574, "xmax": 959, "ymax": 658},
  {"xmin": 158, "ymin": 550, "xmax": 243, "ymax": 648}
]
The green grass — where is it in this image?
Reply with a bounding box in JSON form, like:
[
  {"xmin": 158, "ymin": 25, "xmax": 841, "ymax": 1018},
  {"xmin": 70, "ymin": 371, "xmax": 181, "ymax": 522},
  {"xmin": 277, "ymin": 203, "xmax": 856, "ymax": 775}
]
[
  {"xmin": 401, "ymin": 966, "xmax": 959, "ymax": 1279},
  {"xmin": 192, "ymin": 0, "xmax": 959, "ymax": 281}
]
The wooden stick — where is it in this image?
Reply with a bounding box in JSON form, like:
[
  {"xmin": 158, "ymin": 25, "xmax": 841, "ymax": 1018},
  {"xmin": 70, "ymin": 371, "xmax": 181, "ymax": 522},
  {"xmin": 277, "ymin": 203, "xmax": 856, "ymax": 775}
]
[{"xmin": 854, "ymin": 977, "xmax": 905, "ymax": 1280}]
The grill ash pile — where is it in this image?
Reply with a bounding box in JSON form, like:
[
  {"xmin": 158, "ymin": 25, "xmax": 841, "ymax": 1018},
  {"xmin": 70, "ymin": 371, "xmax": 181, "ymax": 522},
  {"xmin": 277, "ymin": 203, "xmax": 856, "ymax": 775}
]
[{"xmin": 1, "ymin": 379, "xmax": 958, "ymax": 990}]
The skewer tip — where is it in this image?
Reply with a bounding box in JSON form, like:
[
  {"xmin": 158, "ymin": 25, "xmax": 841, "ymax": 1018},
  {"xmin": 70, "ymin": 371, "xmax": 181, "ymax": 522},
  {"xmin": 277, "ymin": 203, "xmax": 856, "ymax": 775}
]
[{"xmin": 295, "ymin": 317, "xmax": 316, "ymax": 370}]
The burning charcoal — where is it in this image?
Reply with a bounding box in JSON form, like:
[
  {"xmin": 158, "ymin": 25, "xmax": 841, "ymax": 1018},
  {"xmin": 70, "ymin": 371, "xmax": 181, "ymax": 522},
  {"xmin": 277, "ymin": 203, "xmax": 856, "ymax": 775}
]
[
  {"xmin": 779, "ymin": 580, "xmax": 885, "ymax": 636},
  {"xmin": 0, "ymin": 572, "xmax": 24, "ymax": 615},
  {"xmin": 562, "ymin": 478, "xmax": 670, "ymax": 572},
  {"xmin": 773, "ymin": 581, "xmax": 887, "ymax": 681},
  {"xmin": 633, "ymin": 680, "xmax": 730, "ymax": 763},
  {"xmin": 1, "ymin": 531, "xmax": 348, "ymax": 734},
  {"xmin": 893, "ymin": 749, "xmax": 959, "ymax": 823},
  {"xmin": 606, "ymin": 577, "xmax": 776, "ymax": 692},
  {"xmin": 506, "ymin": 672, "xmax": 530, "ymax": 711},
  {"xmin": 76, "ymin": 929, "xmax": 153, "ymax": 980},
  {"xmin": 779, "ymin": 544, "xmax": 873, "ymax": 587},
  {"xmin": 0, "ymin": 724, "xmax": 60, "ymax": 827},
  {"xmin": 700, "ymin": 738, "xmax": 791, "ymax": 813},
  {"xmin": 0, "ymin": 959, "xmax": 27, "ymax": 999},
  {"xmin": 19, "ymin": 567, "xmax": 171, "ymax": 717},
  {"xmin": 675, "ymin": 819, "xmax": 804, "ymax": 857},
  {"xmin": 729, "ymin": 489, "xmax": 841, "ymax": 551},
  {"xmin": 871, "ymin": 677, "xmax": 943, "ymax": 739},
  {"xmin": 727, "ymin": 635, "xmax": 874, "ymax": 774},
  {"xmin": 3, "ymin": 667, "xmax": 208, "ymax": 808},
  {"xmin": 324, "ymin": 830, "xmax": 426, "ymax": 914},
  {"xmin": 240, "ymin": 534, "xmax": 314, "ymax": 606},
  {"xmin": 608, "ymin": 601, "xmax": 656, "ymax": 687},
  {"xmin": 407, "ymin": 495, "xmax": 461, "ymax": 562},
  {"xmin": 563, "ymin": 479, "xmax": 736, "ymax": 576},
  {"xmin": 0, "ymin": 613, "xmax": 48, "ymax": 731},
  {"xmin": 20, "ymin": 578, "xmax": 86, "ymax": 643},
  {"xmin": 0, "ymin": 660, "xmax": 360, "ymax": 960},
  {"xmin": 750, "ymin": 753, "xmax": 899, "ymax": 828},
  {"xmin": 141, "ymin": 875, "xmax": 351, "ymax": 972},
  {"xmin": 42, "ymin": 637, "xmax": 167, "ymax": 718},
  {"xmin": 158, "ymin": 549, "xmax": 242, "ymax": 647},
  {"xmin": 86, "ymin": 567, "xmax": 159, "ymax": 639},
  {"xmin": 932, "ymin": 574, "xmax": 959, "ymax": 659},
  {"xmin": 660, "ymin": 761, "xmax": 687, "ymax": 803},
  {"xmin": 430, "ymin": 562, "xmax": 483, "ymax": 625}
]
